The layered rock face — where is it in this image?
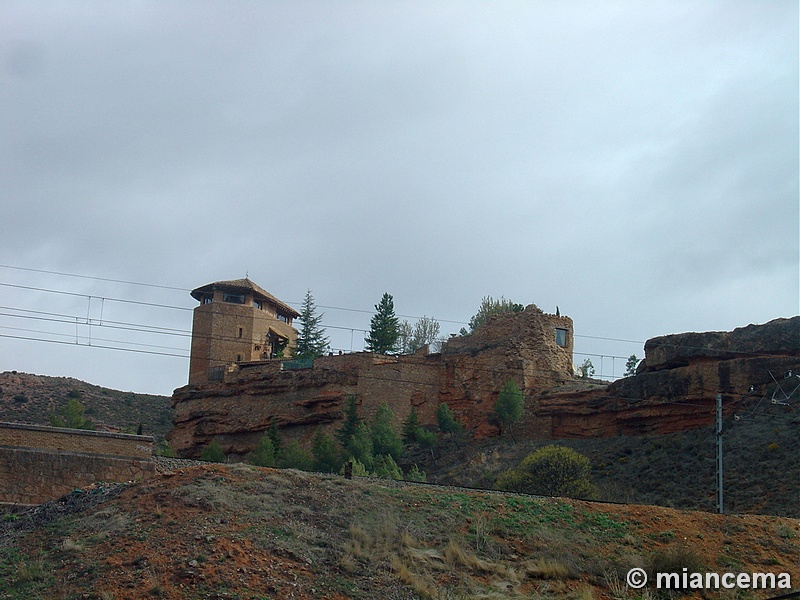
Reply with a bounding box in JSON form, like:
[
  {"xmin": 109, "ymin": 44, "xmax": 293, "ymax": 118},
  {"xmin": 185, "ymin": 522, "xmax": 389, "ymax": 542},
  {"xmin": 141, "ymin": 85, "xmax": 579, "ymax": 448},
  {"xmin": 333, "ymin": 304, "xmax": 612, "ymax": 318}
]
[
  {"xmin": 170, "ymin": 306, "xmax": 573, "ymax": 458},
  {"xmin": 535, "ymin": 317, "xmax": 799, "ymax": 438},
  {"xmin": 169, "ymin": 313, "xmax": 798, "ymax": 458}
]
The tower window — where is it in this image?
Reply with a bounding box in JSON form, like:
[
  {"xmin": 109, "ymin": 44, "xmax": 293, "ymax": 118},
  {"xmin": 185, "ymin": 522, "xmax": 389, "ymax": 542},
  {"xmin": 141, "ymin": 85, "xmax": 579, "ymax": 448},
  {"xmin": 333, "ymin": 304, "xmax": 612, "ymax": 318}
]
[
  {"xmin": 555, "ymin": 328, "xmax": 568, "ymax": 348},
  {"xmin": 223, "ymin": 293, "xmax": 245, "ymax": 304},
  {"xmin": 254, "ymin": 299, "xmax": 263, "ymax": 310},
  {"xmin": 238, "ymin": 327, "xmax": 243, "ymax": 338}
]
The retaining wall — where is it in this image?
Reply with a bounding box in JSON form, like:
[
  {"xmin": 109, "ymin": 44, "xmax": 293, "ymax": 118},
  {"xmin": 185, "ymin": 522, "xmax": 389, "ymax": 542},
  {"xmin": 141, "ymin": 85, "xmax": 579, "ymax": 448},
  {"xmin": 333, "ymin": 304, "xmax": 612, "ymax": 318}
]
[{"xmin": 0, "ymin": 422, "xmax": 154, "ymax": 505}]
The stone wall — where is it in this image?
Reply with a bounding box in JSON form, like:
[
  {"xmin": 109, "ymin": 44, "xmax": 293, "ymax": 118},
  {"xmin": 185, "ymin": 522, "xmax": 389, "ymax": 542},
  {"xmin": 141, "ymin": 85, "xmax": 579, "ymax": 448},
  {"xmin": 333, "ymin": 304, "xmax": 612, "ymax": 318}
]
[
  {"xmin": 170, "ymin": 306, "xmax": 575, "ymax": 458},
  {"xmin": 0, "ymin": 422, "xmax": 154, "ymax": 505}
]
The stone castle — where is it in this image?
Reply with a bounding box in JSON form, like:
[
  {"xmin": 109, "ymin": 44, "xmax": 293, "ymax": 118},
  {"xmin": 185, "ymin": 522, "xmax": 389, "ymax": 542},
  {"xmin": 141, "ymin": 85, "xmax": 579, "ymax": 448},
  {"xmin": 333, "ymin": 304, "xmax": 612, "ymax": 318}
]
[
  {"xmin": 172, "ymin": 278, "xmax": 574, "ymax": 458},
  {"xmin": 172, "ymin": 278, "xmax": 798, "ymax": 460}
]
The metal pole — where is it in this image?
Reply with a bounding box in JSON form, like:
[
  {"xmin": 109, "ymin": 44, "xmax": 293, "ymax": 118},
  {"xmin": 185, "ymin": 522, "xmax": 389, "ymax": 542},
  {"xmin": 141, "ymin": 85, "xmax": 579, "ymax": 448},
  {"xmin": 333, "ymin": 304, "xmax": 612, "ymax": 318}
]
[{"xmin": 716, "ymin": 393, "xmax": 723, "ymax": 514}]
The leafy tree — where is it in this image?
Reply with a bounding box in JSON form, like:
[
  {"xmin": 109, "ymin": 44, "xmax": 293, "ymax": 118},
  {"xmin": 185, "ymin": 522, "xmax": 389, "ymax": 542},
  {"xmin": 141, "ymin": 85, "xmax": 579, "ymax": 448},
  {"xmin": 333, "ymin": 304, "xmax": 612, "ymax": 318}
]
[
  {"xmin": 625, "ymin": 355, "xmax": 639, "ymax": 377},
  {"xmin": 295, "ymin": 289, "xmax": 329, "ymax": 359},
  {"xmin": 494, "ymin": 445, "xmax": 596, "ymax": 499},
  {"xmin": 467, "ymin": 296, "xmax": 524, "ymax": 333},
  {"xmin": 399, "ymin": 316, "xmax": 441, "ymax": 354},
  {"xmin": 494, "ymin": 380, "xmax": 524, "ymax": 436},
  {"xmin": 371, "ymin": 402, "xmax": 403, "ymax": 459},
  {"xmin": 311, "ymin": 429, "xmax": 341, "ymax": 473},
  {"xmin": 577, "ymin": 358, "xmax": 595, "ymax": 379},
  {"xmin": 365, "ymin": 293, "xmax": 400, "ymax": 354},
  {"xmin": 247, "ymin": 435, "xmax": 276, "ymax": 467},
  {"xmin": 50, "ymin": 399, "xmax": 95, "ymax": 430},
  {"xmin": 436, "ymin": 403, "xmax": 462, "ymax": 435},
  {"xmin": 276, "ymin": 439, "xmax": 314, "ymax": 471},
  {"xmin": 200, "ymin": 439, "xmax": 226, "ymax": 463},
  {"xmin": 335, "ymin": 395, "xmax": 362, "ymax": 449}
]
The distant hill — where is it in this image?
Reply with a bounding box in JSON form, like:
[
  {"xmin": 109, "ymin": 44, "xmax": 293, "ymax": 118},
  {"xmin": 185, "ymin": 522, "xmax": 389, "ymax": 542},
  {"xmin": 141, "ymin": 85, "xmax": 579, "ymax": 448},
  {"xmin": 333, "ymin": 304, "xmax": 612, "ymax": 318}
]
[{"xmin": 0, "ymin": 371, "xmax": 173, "ymax": 441}]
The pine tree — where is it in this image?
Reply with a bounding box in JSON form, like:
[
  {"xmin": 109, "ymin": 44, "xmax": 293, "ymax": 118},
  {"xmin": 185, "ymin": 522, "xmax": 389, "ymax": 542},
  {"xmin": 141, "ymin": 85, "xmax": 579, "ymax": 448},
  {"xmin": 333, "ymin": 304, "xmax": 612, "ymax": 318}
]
[
  {"xmin": 365, "ymin": 293, "xmax": 400, "ymax": 354},
  {"xmin": 247, "ymin": 435, "xmax": 276, "ymax": 467},
  {"xmin": 402, "ymin": 406, "xmax": 422, "ymax": 443},
  {"xmin": 435, "ymin": 403, "xmax": 462, "ymax": 435},
  {"xmin": 311, "ymin": 429, "xmax": 341, "ymax": 473},
  {"xmin": 625, "ymin": 355, "xmax": 639, "ymax": 377},
  {"xmin": 370, "ymin": 402, "xmax": 403, "ymax": 459},
  {"xmin": 295, "ymin": 289, "xmax": 329, "ymax": 359},
  {"xmin": 267, "ymin": 418, "xmax": 282, "ymax": 455},
  {"xmin": 335, "ymin": 395, "xmax": 361, "ymax": 449}
]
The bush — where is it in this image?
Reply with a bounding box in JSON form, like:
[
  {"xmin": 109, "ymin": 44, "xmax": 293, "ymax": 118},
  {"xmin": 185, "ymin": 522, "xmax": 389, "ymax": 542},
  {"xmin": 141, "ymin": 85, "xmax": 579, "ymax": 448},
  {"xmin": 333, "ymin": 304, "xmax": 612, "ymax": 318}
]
[
  {"xmin": 312, "ymin": 429, "xmax": 341, "ymax": 473},
  {"xmin": 436, "ymin": 403, "xmax": 462, "ymax": 435},
  {"xmin": 405, "ymin": 464, "xmax": 426, "ymax": 482},
  {"xmin": 200, "ymin": 440, "xmax": 226, "ymax": 463},
  {"xmin": 277, "ymin": 439, "xmax": 314, "ymax": 471},
  {"xmin": 155, "ymin": 441, "xmax": 176, "ymax": 458},
  {"xmin": 495, "ymin": 445, "xmax": 596, "ymax": 499},
  {"xmin": 247, "ymin": 436, "xmax": 276, "ymax": 467},
  {"xmin": 494, "ymin": 380, "xmax": 524, "ymax": 436},
  {"xmin": 648, "ymin": 546, "xmax": 706, "ymax": 589}
]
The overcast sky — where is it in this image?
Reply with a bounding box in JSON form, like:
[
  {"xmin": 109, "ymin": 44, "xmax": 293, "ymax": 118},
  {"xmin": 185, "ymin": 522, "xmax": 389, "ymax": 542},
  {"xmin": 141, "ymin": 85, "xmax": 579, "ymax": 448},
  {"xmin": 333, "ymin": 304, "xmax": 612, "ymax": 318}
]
[{"xmin": 1, "ymin": 1, "xmax": 797, "ymax": 396}]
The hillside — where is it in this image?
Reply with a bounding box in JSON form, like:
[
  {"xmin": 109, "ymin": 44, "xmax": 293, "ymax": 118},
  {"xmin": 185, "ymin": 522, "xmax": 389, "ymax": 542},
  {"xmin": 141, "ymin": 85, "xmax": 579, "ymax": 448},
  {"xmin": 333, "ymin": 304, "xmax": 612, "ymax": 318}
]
[
  {"xmin": 2, "ymin": 462, "xmax": 798, "ymax": 599},
  {"xmin": 0, "ymin": 371, "xmax": 173, "ymax": 440},
  {"xmin": 408, "ymin": 401, "xmax": 799, "ymax": 519}
]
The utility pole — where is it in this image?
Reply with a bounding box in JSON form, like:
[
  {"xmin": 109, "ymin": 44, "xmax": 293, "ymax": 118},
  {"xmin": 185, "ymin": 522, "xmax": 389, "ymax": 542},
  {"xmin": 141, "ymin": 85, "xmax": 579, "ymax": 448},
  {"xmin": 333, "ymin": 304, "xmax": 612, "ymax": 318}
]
[{"xmin": 716, "ymin": 393, "xmax": 723, "ymax": 514}]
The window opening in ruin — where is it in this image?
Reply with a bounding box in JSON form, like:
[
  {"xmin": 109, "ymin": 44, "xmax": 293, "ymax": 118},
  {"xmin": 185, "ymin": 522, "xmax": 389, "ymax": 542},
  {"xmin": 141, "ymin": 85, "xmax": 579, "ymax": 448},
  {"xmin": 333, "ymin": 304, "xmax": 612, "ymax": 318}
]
[
  {"xmin": 254, "ymin": 299, "xmax": 263, "ymax": 310},
  {"xmin": 238, "ymin": 327, "xmax": 243, "ymax": 339},
  {"xmin": 202, "ymin": 296, "xmax": 212, "ymax": 304},
  {"xmin": 236, "ymin": 354, "xmax": 242, "ymax": 362},
  {"xmin": 223, "ymin": 293, "xmax": 245, "ymax": 304},
  {"xmin": 555, "ymin": 328, "xmax": 568, "ymax": 347}
]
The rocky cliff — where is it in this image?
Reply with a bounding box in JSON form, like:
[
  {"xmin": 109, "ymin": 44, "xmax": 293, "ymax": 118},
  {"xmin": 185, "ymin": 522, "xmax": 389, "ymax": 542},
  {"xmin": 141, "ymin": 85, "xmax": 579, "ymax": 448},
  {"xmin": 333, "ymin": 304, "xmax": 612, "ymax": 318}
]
[
  {"xmin": 169, "ymin": 314, "xmax": 798, "ymax": 459},
  {"xmin": 534, "ymin": 316, "xmax": 799, "ymax": 438},
  {"xmin": 170, "ymin": 305, "xmax": 574, "ymax": 458}
]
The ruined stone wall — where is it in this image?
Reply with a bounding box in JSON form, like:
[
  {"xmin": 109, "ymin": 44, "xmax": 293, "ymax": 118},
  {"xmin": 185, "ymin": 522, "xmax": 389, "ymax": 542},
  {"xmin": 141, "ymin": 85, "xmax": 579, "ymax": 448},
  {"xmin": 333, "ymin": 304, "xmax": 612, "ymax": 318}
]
[{"xmin": 0, "ymin": 422, "xmax": 154, "ymax": 505}]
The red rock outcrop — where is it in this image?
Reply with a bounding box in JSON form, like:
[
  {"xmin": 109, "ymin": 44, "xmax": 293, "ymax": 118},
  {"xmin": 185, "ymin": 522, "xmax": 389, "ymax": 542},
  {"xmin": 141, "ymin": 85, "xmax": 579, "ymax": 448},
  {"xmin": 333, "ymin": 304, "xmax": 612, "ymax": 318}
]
[
  {"xmin": 534, "ymin": 317, "xmax": 799, "ymax": 438},
  {"xmin": 170, "ymin": 305, "xmax": 574, "ymax": 458},
  {"xmin": 169, "ymin": 313, "xmax": 798, "ymax": 459}
]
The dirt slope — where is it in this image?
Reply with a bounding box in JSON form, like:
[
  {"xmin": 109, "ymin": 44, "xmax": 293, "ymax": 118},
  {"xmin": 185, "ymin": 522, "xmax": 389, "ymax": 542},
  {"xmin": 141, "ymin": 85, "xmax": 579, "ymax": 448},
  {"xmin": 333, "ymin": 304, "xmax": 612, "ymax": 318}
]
[{"xmin": 2, "ymin": 463, "xmax": 798, "ymax": 599}]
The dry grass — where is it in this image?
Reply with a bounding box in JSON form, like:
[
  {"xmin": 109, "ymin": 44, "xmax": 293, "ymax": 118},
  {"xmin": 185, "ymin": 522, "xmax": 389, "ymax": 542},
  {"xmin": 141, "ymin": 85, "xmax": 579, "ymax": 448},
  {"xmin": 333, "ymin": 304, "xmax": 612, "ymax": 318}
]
[{"xmin": 60, "ymin": 538, "xmax": 83, "ymax": 553}]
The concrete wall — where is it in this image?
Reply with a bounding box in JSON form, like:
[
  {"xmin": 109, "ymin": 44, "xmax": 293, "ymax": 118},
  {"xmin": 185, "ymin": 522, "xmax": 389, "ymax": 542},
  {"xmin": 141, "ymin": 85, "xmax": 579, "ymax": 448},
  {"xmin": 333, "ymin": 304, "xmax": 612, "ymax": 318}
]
[{"xmin": 0, "ymin": 422, "xmax": 154, "ymax": 505}]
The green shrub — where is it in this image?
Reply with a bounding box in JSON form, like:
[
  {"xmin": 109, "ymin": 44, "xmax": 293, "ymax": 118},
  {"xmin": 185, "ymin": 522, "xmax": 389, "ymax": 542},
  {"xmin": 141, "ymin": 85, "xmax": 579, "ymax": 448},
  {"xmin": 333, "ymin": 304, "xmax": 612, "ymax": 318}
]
[
  {"xmin": 495, "ymin": 445, "xmax": 596, "ymax": 499},
  {"xmin": 199, "ymin": 440, "xmax": 226, "ymax": 463},
  {"xmin": 405, "ymin": 464, "xmax": 427, "ymax": 482},
  {"xmin": 247, "ymin": 435, "xmax": 276, "ymax": 467},
  {"xmin": 155, "ymin": 441, "xmax": 176, "ymax": 458},
  {"xmin": 276, "ymin": 439, "xmax": 314, "ymax": 471}
]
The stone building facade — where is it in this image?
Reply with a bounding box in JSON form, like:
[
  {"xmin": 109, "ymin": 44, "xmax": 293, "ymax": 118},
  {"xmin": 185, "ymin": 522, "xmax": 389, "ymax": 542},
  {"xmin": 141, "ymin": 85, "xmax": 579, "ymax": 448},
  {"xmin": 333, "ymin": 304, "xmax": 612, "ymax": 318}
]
[
  {"xmin": 172, "ymin": 304, "xmax": 575, "ymax": 457},
  {"xmin": 188, "ymin": 278, "xmax": 300, "ymax": 385}
]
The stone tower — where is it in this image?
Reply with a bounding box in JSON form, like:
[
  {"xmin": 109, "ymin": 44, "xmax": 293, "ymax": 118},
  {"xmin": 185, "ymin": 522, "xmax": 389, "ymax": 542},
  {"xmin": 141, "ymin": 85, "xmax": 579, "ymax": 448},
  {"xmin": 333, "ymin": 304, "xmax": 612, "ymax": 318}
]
[{"xmin": 188, "ymin": 278, "xmax": 300, "ymax": 384}]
